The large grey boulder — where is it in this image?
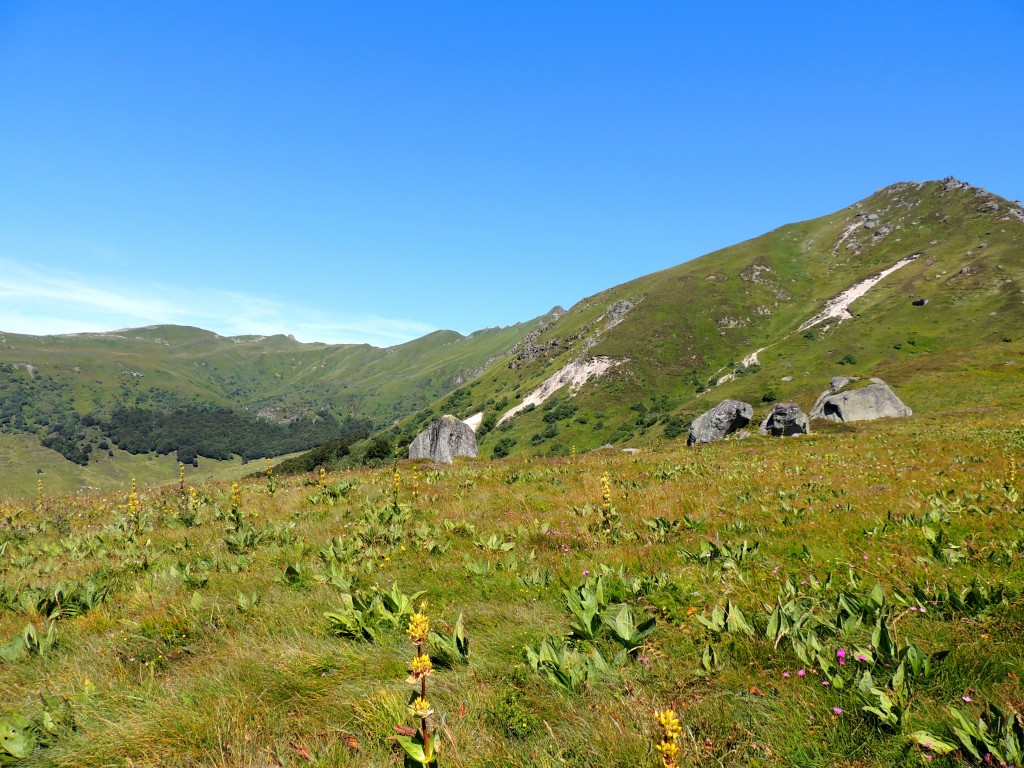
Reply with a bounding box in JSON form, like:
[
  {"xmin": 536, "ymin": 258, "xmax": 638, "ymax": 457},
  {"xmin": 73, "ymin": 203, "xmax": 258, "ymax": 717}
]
[
  {"xmin": 830, "ymin": 376, "xmax": 854, "ymax": 392},
  {"xmin": 408, "ymin": 415, "xmax": 478, "ymax": 464},
  {"xmin": 687, "ymin": 400, "xmax": 753, "ymax": 446},
  {"xmin": 759, "ymin": 402, "xmax": 810, "ymax": 436},
  {"xmin": 810, "ymin": 378, "xmax": 912, "ymax": 422},
  {"xmin": 810, "ymin": 376, "xmax": 857, "ymax": 415}
]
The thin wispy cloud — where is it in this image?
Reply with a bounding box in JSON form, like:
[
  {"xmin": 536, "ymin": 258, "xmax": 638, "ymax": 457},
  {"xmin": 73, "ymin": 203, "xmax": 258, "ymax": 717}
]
[{"xmin": 0, "ymin": 259, "xmax": 436, "ymax": 347}]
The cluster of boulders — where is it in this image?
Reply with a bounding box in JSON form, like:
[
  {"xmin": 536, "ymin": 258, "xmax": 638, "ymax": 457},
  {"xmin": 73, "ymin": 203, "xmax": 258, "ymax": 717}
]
[
  {"xmin": 405, "ymin": 377, "xmax": 912, "ymax": 460},
  {"xmin": 687, "ymin": 377, "xmax": 911, "ymax": 446}
]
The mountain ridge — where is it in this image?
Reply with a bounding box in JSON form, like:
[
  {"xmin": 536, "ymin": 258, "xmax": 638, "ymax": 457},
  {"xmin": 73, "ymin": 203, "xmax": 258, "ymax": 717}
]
[
  {"xmin": 365, "ymin": 177, "xmax": 1023, "ymax": 461},
  {"xmin": 2, "ymin": 178, "xmax": 1022, "ymax": 493}
]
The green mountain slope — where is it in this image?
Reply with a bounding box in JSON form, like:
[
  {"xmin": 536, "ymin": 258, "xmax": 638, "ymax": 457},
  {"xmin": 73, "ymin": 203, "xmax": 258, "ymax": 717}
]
[
  {"xmin": 373, "ymin": 178, "xmax": 1024, "ymax": 459},
  {"xmin": 4, "ymin": 178, "xmax": 1022, "ymax": 489},
  {"xmin": 0, "ymin": 318, "xmax": 544, "ymax": 424},
  {"xmin": 0, "ymin": 315, "xmax": 553, "ymax": 494}
]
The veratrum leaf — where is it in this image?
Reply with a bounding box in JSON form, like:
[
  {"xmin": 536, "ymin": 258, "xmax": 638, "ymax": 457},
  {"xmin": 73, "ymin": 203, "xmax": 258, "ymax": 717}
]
[
  {"xmin": 908, "ymin": 731, "xmax": 957, "ymax": 755},
  {"xmin": 0, "ymin": 714, "xmax": 34, "ymax": 759},
  {"xmin": 605, "ymin": 603, "xmax": 656, "ymax": 650},
  {"xmin": 393, "ymin": 733, "xmax": 430, "ymax": 764},
  {"xmin": 725, "ymin": 600, "xmax": 754, "ymax": 636},
  {"xmin": 701, "ymin": 643, "xmax": 718, "ymax": 672},
  {"xmin": 0, "ymin": 637, "xmax": 26, "ymax": 663}
]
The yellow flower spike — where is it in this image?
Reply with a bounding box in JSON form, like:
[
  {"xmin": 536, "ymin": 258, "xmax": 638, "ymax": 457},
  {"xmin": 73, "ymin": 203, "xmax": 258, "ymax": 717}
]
[
  {"xmin": 407, "ymin": 612, "xmax": 430, "ymax": 646},
  {"xmin": 408, "ymin": 696, "xmax": 434, "ymax": 720},
  {"xmin": 654, "ymin": 707, "xmax": 682, "ymax": 767},
  {"xmin": 657, "ymin": 708, "xmax": 682, "ymax": 736},
  {"xmin": 128, "ymin": 477, "xmax": 141, "ymax": 516},
  {"xmin": 600, "ymin": 471, "xmax": 611, "ymax": 511},
  {"xmin": 407, "ymin": 653, "xmax": 433, "ymax": 684}
]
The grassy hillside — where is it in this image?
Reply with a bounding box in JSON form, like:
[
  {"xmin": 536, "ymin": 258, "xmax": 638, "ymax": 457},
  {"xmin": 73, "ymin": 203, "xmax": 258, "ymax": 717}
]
[
  {"xmin": 367, "ymin": 179, "xmax": 1023, "ymax": 461},
  {"xmin": 0, "ymin": 316, "xmax": 551, "ymax": 490},
  {"xmin": 0, "ymin": 432, "xmax": 297, "ymax": 499},
  {"xmin": 0, "ymin": 407, "xmax": 1021, "ymax": 766},
  {"xmin": 4, "ymin": 178, "xmax": 1023, "ymax": 485},
  {"xmin": 0, "ymin": 319, "xmax": 543, "ymax": 425}
]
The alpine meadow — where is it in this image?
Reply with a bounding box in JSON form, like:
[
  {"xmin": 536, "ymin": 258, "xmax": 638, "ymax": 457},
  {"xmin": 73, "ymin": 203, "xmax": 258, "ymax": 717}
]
[{"xmin": 1, "ymin": 178, "xmax": 1023, "ymax": 767}]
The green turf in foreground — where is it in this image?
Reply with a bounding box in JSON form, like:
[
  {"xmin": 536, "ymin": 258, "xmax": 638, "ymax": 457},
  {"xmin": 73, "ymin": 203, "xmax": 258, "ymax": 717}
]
[{"xmin": 0, "ymin": 409, "xmax": 1021, "ymax": 767}]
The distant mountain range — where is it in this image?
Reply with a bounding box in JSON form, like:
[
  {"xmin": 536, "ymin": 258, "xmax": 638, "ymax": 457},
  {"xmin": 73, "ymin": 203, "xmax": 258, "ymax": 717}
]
[{"xmin": 3, "ymin": 178, "xmax": 1022, "ymax": 495}]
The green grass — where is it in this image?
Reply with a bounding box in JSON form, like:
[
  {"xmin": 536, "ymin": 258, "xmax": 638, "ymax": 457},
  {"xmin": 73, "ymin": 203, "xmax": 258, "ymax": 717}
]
[
  {"xmin": 0, "ymin": 433, "xmax": 308, "ymax": 499},
  {"xmin": 1, "ymin": 407, "xmax": 1021, "ymax": 766}
]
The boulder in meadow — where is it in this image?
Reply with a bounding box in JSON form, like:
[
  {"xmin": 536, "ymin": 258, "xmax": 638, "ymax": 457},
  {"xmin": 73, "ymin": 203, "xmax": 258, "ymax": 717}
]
[
  {"xmin": 408, "ymin": 415, "xmax": 478, "ymax": 464},
  {"xmin": 810, "ymin": 378, "xmax": 912, "ymax": 422},
  {"xmin": 759, "ymin": 402, "xmax": 810, "ymax": 436},
  {"xmin": 687, "ymin": 400, "xmax": 753, "ymax": 446}
]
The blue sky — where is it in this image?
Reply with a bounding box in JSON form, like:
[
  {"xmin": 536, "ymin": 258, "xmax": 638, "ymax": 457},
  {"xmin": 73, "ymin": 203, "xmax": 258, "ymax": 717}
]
[{"xmin": 2, "ymin": 2, "xmax": 1022, "ymax": 346}]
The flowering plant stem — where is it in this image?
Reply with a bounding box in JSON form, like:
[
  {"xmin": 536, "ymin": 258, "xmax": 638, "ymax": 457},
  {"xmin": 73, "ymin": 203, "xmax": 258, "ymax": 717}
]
[{"xmin": 394, "ymin": 609, "xmax": 437, "ymax": 766}]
